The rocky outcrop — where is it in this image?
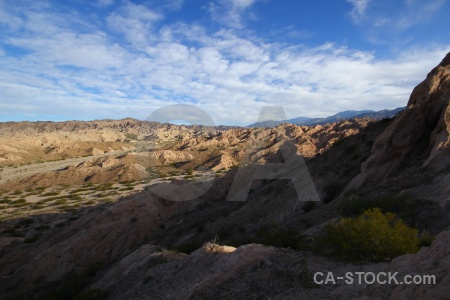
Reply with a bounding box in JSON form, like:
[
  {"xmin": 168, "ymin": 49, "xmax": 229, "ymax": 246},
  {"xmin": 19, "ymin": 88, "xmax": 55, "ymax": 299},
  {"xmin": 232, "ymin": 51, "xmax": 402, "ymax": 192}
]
[
  {"xmin": 147, "ymin": 150, "xmax": 195, "ymax": 165},
  {"xmin": 350, "ymin": 52, "xmax": 450, "ymax": 187},
  {"xmin": 92, "ymin": 243, "xmax": 275, "ymax": 300},
  {"xmin": 389, "ymin": 228, "xmax": 450, "ymax": 300},
  {"xmin": 0, "ymin": 190, "xmax": 201, "ymax": 291}
]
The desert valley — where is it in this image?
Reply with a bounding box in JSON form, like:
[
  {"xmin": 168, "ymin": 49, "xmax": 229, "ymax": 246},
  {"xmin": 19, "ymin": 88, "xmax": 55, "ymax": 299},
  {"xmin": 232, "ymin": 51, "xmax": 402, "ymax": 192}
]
[{"xmin": 0, "ymin": 52, "xmax": 448, "ymax": 299}]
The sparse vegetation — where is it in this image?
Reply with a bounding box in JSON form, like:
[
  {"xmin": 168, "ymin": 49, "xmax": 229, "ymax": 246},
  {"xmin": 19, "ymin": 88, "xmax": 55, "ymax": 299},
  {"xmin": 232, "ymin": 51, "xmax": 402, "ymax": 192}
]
[
  {"xmin": 319, "ymin": 208, "xmax": 419, "ymax": 262},
  {"xmin": 12, "ymin": 190, "xmax": 23, "ymax": 195},
  {"xmin": 42, "ymin": 191, "xmax": 61, "ymax": 197},
  {"xmin": 124, "ymin": 133, "xmax": 138, "ymax": 140},
  {"xmin": 52, "ymin": 199, "xmax": 68, "ymax": 206},
  {"xmin": 118, "ymin": 186, "xmax": 134, "ymax": 191}
]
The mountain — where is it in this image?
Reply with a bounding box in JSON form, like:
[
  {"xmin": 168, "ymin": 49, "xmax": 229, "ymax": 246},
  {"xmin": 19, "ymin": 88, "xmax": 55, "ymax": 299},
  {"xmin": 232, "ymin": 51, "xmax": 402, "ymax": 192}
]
[
  {"xmin": 0, "ymin": 53, "xmax": 449, "ymax": 299},
  {"xmin": 349, "ymin": 52, "xmax": 450, "ymax": 200},
  {"xmin": 248, "ymin": 107, "xmax": 405, "ymax": 127}
]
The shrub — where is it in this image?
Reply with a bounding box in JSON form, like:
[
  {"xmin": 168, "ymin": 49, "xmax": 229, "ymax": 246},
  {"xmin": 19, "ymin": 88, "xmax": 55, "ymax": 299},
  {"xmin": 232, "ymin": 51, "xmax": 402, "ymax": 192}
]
[
  {"xmin": 42, "ymin": 191, "xmax": 61, "ymax": 197},
  {"xmin": 11, "ymin": 198, "xmax": 26, "ymax": 204},
  {"xmin": 321, "ymin": 208, "xmax": 419, "ymax": 262},
  {"xmin": 52, "ymin": 199, "xmax": 68, "ymax": 206},
  {"xmin": 118, "ymin": 186, "xmax": 134, "ymax": 191}
]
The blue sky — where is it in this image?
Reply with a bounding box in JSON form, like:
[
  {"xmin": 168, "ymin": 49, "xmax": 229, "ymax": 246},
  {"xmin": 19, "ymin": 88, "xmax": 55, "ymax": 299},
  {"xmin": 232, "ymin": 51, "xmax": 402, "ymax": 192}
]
[{"xmin": 0, "ymin": 0, "xmax": 449, "ymax": 125}]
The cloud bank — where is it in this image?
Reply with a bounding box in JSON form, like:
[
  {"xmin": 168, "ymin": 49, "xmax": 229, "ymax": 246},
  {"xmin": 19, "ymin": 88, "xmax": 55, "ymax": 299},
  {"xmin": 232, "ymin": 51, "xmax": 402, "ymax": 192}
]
[{"xmin": 0, "ymin": 1, "xmax": 449, "ymax": 125}]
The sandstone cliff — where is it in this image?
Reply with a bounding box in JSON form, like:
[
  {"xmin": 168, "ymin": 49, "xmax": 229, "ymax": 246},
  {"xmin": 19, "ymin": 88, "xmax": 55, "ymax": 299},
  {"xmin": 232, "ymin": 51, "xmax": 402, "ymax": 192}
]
[{"xmin": 350, "ymin": 52, "xmax": 450, "ymax": 187}]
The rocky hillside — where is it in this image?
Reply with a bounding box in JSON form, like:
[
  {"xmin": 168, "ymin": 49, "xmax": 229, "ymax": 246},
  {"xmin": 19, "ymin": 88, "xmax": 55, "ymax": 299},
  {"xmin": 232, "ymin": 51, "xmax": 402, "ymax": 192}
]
[
  {"xmin": 0, "ymin": 118, "xmax": 226, "ymax": 167},
  {"xmin": 0, "ymin": 53, "xmax": 449, "ymax": 299},
  {"xmin": 349, "ymin": 52, "xmax": 450, "ymax": 204},
  {"xmin": 0, "ymin": 117, "xmax": 376, "ymax": 192},
  {"xmin": 164, "ymin": 118, "xmax": 375, "ymax": 170}
]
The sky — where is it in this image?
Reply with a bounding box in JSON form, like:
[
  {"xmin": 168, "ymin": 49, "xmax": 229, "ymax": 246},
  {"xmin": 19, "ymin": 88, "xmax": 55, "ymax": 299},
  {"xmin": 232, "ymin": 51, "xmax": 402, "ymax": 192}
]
[{"xmin": 0, "ymin": 0, "xmax": 450, "ymax": 126}]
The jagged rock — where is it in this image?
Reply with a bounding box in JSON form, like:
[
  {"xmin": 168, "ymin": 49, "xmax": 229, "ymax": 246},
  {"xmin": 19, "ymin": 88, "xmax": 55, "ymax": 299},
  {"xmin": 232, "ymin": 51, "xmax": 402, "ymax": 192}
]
[{"xmin": 350, "ymin": 52, "xmax": 450, "ymax": 187}]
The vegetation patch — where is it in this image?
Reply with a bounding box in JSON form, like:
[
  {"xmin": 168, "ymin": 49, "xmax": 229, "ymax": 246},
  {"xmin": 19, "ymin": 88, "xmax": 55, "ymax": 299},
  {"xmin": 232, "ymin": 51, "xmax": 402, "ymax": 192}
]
[
  {"xmin": 339, "ymin": 193, "xmax": 446, "ymax": 232},
  {"xmin": 319, "ymin": 208, "xmax": 419, "ymax": 262}
]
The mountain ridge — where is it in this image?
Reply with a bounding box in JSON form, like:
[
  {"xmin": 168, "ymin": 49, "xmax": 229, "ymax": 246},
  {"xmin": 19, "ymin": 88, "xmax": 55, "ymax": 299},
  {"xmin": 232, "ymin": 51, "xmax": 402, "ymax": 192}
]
[{"xmin": 248, "ymin": 107, "xmax": 405, "ymax": 127}]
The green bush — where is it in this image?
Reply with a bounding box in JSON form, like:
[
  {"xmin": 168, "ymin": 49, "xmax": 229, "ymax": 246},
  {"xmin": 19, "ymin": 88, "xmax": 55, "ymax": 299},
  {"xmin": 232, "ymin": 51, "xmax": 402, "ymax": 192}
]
[{"xmin": 321, "ymin": 208, "xmax": 419, "ymax": 262}]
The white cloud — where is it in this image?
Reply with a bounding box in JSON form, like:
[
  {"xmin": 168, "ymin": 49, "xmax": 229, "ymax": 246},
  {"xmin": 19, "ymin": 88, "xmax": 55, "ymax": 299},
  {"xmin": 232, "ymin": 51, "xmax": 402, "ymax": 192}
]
[
  {"xmin": 230, "ymin": 0, "xmax": 256, "ymax": 9},
  {"xmin": 0, "ymin": 1, "xmax": 449, "ymax": 125},
  {"xmin": 395, "ymin": 0, "xmax": 445, "ymax": 30},
  {"xmin": 107, "ymin": 3, "xmax": 163, "ymax": 47},
  {"xmin": 353, "ymin": 0, "xmax": 447, "ymax": 44},
  {"xmin": 208, "ymin": 0, "xmax": 259, "ymax": 28},
  {"xmin": 346, "ymin": 0, "xmax": 369, "ymax": 23},
  {"xmin": 98, "ymin": 0, "xmax": 114, "ymax": 6}
]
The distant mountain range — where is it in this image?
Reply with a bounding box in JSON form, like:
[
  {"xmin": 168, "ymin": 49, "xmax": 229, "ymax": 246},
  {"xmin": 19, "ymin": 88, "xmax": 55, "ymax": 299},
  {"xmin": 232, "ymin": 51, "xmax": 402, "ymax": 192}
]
[{"xmin": 247, "ymin": 107, "xmax": 405, "ymax": 127}]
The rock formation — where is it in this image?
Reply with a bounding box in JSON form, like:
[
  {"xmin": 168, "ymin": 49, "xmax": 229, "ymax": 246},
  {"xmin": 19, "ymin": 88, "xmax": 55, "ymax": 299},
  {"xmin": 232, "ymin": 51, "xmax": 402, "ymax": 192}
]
[{"xmin": 350, "ymin": 53, "xmax": 450, "ymax": 187}]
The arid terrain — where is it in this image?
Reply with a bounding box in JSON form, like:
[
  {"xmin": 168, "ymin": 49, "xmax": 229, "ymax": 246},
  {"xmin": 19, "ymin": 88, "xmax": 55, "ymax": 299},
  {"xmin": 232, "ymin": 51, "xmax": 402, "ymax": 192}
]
[{"xmin": 0, "ymin": 52, "xmax": 449, "ymax": 299}]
